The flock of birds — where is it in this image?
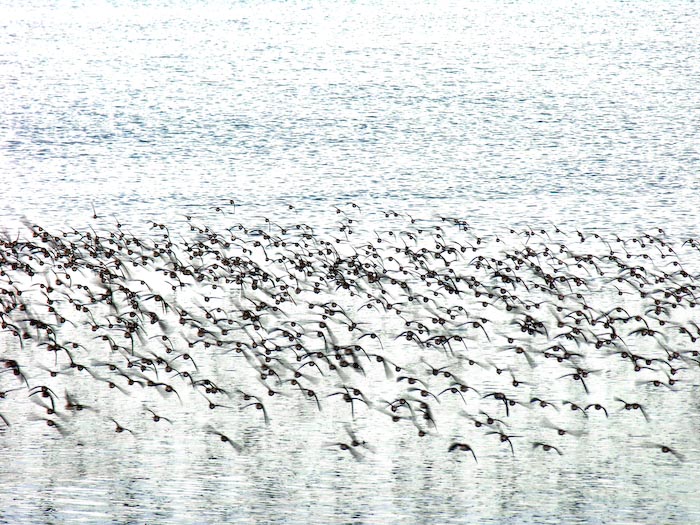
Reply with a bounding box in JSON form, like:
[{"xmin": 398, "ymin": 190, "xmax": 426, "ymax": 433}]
[{"xmin": 1, "ymin": 202, "xmax": 699, "ymax": 463}]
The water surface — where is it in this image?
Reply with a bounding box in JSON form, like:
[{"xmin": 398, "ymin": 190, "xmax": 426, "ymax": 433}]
[{"xmin": 1, "ymin": 1, "xmax": 699, "ymax": 523}]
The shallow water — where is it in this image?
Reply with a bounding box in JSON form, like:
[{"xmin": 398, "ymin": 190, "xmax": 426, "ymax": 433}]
[{"xmin": 1, "ymin": 1, "xmax": 700, "ymax": 523}]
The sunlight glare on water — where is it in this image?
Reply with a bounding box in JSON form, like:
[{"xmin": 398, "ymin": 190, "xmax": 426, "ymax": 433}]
[{"xmin": 1, "ymin": 1, "xmax": 699, "ymax": 524}]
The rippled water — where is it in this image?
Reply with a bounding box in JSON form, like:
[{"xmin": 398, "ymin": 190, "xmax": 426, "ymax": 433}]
[
  {"xmin": 2, "ymin": 0, "xmax": 700, "ymax": 236},
  {"xmin": 1, "ymin": 1, "xmax": 700, "ymax": 523}
]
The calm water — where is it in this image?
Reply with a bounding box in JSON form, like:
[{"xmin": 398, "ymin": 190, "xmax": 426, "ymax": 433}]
[{"xmin": 1, "ymin": 1, "xmax": 700, "ymax": 523}]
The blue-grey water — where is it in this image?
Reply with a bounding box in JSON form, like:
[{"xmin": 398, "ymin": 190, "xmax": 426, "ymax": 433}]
[{"xmin": 1, "ymin": 1, "xmax": 700, "ymax": 524}]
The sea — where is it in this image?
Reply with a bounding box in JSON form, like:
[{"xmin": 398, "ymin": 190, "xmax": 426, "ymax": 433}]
[{"xmin": 1, "ymin": 1, "xmax": 699, "ymax": 523}]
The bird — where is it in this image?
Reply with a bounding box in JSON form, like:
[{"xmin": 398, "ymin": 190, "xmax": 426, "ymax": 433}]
[
  {"xmin": 205, "ymin": 425, "xmax": 244, "ymax": 452},
  {"xmin": 642, "ymin": 443, "xmax": 685, "ymax": 462},
  {"xmin": 448, "ymin": 442, "xmax": 478, "ymax": 462},
  {"xmin": 532, "ymin": 442, "xmax": 563, "ymax": 455},
  {"xmin": 1, "ymin": 205, "xmax": 700, "ymax": 468}
]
